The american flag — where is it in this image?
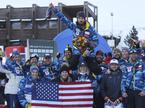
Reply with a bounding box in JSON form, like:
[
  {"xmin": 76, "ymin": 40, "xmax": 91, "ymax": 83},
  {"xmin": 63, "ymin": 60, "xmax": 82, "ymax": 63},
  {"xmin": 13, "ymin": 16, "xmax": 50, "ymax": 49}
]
[{"xmin": 31, "ymin": 81, "xmax": 93, "ymax": 108}]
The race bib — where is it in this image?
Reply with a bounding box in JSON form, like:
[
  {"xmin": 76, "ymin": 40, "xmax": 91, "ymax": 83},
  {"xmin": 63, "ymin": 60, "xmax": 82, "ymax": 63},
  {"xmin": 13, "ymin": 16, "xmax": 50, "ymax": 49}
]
[
  {"xmin": 127, "ymin": 66, "xmax": 132, "ymax": 72},
  {"xmin": 43, "ymin": 68, "xmax": 50, "ymax": 76},
  {"xmin": 15, "ymin": 67, "xmax": 22, "ymax": 74}
]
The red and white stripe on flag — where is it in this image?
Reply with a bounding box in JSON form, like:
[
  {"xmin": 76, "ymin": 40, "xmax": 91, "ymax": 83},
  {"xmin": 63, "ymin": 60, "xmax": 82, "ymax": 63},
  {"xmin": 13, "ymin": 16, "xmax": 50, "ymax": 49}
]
[{"xmin": 31, "ymin": 82, "xmax": 93, "ymax": 108}]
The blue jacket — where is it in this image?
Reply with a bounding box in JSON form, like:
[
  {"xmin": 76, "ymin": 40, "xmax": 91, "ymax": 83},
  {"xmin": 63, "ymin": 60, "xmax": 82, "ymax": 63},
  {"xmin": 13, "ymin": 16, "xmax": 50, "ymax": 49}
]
[
  {"xmin": 122, "ymin": 62, "xmax": 145, "ymax": 94},
  {"xmin": 5, "ymin": 59, "xmax": 24, "ymax": 76},
  {"xmin": 119, "ymin": 59, "xmax": 129, "ymax": 75},
  {"xmin": 49, "ymin": 7, "xmax": 99, "ymax": 54},
  {"xmin": 119, "ymin": 58, "xmax": 129, "ymax": 66},
  {"xmin": 18, "ymin": 76, "xmax": 41, "ymax": 108},
  {"xmin": 39, "ymin": 62, "xmax": 59, "ymax": 81}
]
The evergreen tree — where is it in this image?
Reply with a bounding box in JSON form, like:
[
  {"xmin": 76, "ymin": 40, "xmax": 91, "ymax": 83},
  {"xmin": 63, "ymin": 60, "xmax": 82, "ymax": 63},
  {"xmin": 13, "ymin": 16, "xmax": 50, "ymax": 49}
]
[{"xmin": 124, "ymin": 26, "xmax": 140, "ymax": 48}]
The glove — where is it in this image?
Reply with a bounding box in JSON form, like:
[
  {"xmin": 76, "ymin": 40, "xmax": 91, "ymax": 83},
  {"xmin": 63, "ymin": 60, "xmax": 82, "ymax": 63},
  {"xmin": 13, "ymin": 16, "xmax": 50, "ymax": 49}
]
[
  {"xmin": 114, "ymin": 99, "xmax": 121, "ymax": 106},
  {"xmin": 49, "ymin": 3, "xmax": 54, "ymax": 8},
  {"xmin": 106, "ymin": 99, "xmax": 113, "ymax": 106},
  {"xmin": 104, "ymin": 97, "xmax": 113, "ymax": 106},
  {"xmin": 0, "ymin": 79, "xmax": 6, "ymax": 86},
  {"xmin": 56, "ymin": 52, "xmax": 61, "ymax": 59},
  {"xmin": 138, "ymin": 91, "xmax": 145, "ymax": 96},
  {"xmin": 122, "ymin": 92, "xmax": 128, "ymax": 98},
  {"xmin": 26, "ymin": 103, "xmax": 31, "ymax": 108}
]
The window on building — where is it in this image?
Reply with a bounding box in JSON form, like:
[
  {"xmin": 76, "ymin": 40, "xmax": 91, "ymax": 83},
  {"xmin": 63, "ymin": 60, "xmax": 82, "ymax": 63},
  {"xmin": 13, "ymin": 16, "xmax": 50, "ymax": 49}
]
[
  {"xmin": 11, "ymin": 20, "xmax": 21, "ymax": 29},
  {"xmin": 0, "ymin": 20, "xmax": 6, "ymax": 29},
  {"xmin": 48, "ymin": 20, "xmax": 57, "ymax": 29},
  {"xmin": 37, "ymin": 20, "xmax": 47, "ymax": 29},
  {"xmin": 22, "ymin": 20, "xmax": 32, "ymax": 29}
]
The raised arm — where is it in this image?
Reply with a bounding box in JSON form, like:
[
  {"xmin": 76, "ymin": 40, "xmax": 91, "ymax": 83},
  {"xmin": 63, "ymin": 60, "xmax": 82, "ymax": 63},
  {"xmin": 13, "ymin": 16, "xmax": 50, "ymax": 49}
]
[
  {"xmin": 0, "ymin": 60, "xmax": 11, "ymax": 74},
  {"xmin": 48, "ymin": 3, "xmax": 77, "ymax": 32}
]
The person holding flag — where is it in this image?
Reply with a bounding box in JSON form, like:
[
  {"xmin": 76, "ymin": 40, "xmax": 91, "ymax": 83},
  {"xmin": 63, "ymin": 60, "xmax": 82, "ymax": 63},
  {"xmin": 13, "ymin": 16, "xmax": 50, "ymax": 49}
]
[{"xmin": 18, "ymin": 65, "xmax": 41, "ymax": 108}]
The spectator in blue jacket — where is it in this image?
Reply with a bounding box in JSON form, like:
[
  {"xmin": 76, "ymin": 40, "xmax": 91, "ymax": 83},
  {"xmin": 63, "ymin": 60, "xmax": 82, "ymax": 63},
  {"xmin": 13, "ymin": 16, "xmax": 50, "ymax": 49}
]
[
  {"xmin": 74, "ymin": 62, "xmax": 99, "ymax": 108},
  {"xmin": 39, "ymin": 54, "xmax": 59, "ymax": 81},
  {"xmin": 119, "ymin": 47, "xmax": 129, "ymax": 65},
  {"xmin": 23, "ymin": 53, "xmax": 39, "ymax": 77},
  {"xmin": 121, "ymin": 49, "xmax": 140, "ymax": 78},
  {"xmin": 121, "ymin": 49, "xmax": 145, "ymax": 108},
  {"xmin": 141, "ymin": 49, "xmax": 145, "ymax": 70},
  {"xmin": 48, "ymin": 3, "xmax": 99, "ymax": 56},
  {"xmin": 122, "ymin": 63, "xmax": 145, "ymax": 108},
  {"xmin": 119, "ymin": 47, "xmax": 130, "ymax": 74},
  {"xmin": 75, "ymin": 62, "xmax": 95, "ymax": 82},
  {"xmin": 18, "ymin": 65, "xmax": 41, "ymax": 108},
  {"xmin": 112, "ymin": 48, "xmax": 122, "ymax": 60}
]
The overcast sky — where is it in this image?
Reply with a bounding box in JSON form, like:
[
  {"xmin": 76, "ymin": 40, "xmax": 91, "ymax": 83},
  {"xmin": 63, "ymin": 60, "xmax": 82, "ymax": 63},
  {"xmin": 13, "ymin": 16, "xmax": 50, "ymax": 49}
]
[{"xmin": 0, "ymin": 0, "xmax": 145, "ymax": 42}]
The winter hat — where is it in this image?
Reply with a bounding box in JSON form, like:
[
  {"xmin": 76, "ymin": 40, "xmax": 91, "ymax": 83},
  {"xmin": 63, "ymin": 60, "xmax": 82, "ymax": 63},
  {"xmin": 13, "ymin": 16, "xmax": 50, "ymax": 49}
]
[
  {"xmin": 79, "ymin": 62, "xmax": 87, "ymax": 66},
  {"xmin": 110, "ymin": 59, "xmax": 119, "ymax": 64},
  {"xmin": 64, "ymin": 45, "xmax": 72, "ymax": 54},
  {"xmin": 76, "ymin": 11, "xmax": 85, "ymax": 18},
  {"xmin": 12, "ymin": 51, "xmax": 20, "ymax": 57},
  {"xmin": 60, "ymin": 65, "xmax": 70, "ymax": 73},
  {"xmin": 44, "ymin": 53, "xmax": 51, "ymax": 59},
  {"xmin": 129, "ymin": 49, "xmax": 137, "ymax": 54},
  {"xmin": 30, "ymin": 53, "xmax": 39, "ymax": 60},
  {"xmin": 96, "ymin": 50, "xmax": 104, "ymax": 56}
]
